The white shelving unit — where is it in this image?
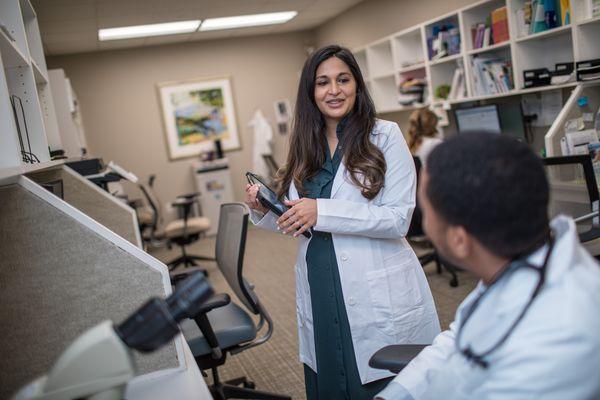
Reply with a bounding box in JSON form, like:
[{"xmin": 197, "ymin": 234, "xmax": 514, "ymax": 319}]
[
  {"xmin": 0, "ymin": 0, "xmax": 61, "ymax": 176},
  {"xmin": 354, "ymin": 0, "xmax": 600, "ymax": 114}
]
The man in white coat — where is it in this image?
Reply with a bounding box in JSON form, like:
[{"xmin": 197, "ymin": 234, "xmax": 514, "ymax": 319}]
[{"xmin": 377, "ymin": 133, "xmax": 600, "ymax": 399}]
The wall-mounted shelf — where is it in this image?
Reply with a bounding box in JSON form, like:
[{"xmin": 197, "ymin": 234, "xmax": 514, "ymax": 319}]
[
  {"xmin": 429, "ymin": 53, "xmax": 463, "ymax": 66},
  {"xmin": 398, "ymin": 62, "xmax": 426, "ymax": 73},
  {"xmin": 32, "ymin": 60, "xmax": 47, "ymax": 83},
  {"xmin": 0, "ymin": 30, "xmax": 29, "ymax": 68},
  {"xmin": 514, "ymin": 24, "xmax": 572, "ymax": 43},
  {"xmin": 467, "ymin": 40, "xmax": 510, "ymax": 55},
  {"xmin": 353, "ymin": 0, "xmax": 599, "ymax": 114},
  {"xmin": 1, "ymin": 0, "xmax": 61, "ymax": 173},
  {"xmin": 578, "ymin": 15, "xmax": 600, "ymax": 27}
]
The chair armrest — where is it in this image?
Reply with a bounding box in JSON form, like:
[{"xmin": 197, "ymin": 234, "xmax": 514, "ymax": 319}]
[
  {"xmin": 170, "ymin": 267, "xmax": 205, "ymax": 285},
  {"xmin": 176, "ymin": 192, "xmax": 201, "ymax": 200},
  {"xmin": 189, "ymin": 293, "xmax": 230, "ymax": 360},
  {"xmin": 171, "ymin": 197, "xmax": 195, "ymax": 208},
  {"xmin": 369, "ymin": 344, "xmax": 428, "ymax": 373},
  {"xmin": 195, "ymin": 293, "xmax": 230, "ymax": 315},
  {"xmin": 128, "ymin": 198, "xmax": 144, "ymax": 209}
]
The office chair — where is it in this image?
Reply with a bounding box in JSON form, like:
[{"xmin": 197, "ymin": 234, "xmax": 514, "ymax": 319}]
[
  {"xmin": 137, "ymin": 175, "xmax": 215, "ymax": 270},
  {"xmin": 368, "ymin": 154, "xmax": 600, "ymax": 375},
  {"xmin": 177, "ymin": 203, "xmax": 290, "ymax": 400},
  {"xmin": 409, "ymin": 156, "xmax": 459, "ymax": 287}
]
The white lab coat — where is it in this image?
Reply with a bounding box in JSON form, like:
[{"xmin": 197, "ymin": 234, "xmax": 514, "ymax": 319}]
[
  {"xmin": 249, "ymin": 109, "xmax": 273, "ymax": 179},
  {"xmin": 380, "ymin": 215, "xmax": 600, "ymax": 399},
  {"xmin": 251, "ymin": 119, "xmax": 441, "ymax": 384}
]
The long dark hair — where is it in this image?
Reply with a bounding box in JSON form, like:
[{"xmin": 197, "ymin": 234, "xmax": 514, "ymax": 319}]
[{"xmin": 276, "ymin": 45, "xmax": 386, "ymax": 199}]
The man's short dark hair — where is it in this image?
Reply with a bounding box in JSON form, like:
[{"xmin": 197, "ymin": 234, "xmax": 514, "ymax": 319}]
[{"xmin": 426, "ymin": 133, "xmax": 549, "ymax": 259}]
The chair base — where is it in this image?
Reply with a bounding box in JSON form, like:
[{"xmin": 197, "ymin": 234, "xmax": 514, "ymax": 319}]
[
  {"xmin": 418, "ymin": 251, "xmax": 459, "ymax": 287},
  {"xmin": 167, "ymin": 253, "xmax": 215, "ymax": 272},
  {"xmin": 208, "ymin": 367, "xmax": 290, "ymax": 400}
]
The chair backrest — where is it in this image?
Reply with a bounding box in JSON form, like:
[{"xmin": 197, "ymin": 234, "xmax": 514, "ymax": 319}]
[
  {"xmin": 138, "ymin": 175, "xmax": 163, "ymax": 230},
  {"xmin": 215, "ymin": 203, "xmax": 260, "ymax": 315},
  {"xmin": 543, "ymin": 155, "xmax": 600, "ymax": 238},
  {"xmin": 407, "ymin": 156, "xmax": 424, "ymax": 237}
]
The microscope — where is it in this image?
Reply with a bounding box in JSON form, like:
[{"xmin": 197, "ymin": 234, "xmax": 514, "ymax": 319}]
[{"xmin": 12, "ymin": 272, "xmax": 212, "ymax": 400}]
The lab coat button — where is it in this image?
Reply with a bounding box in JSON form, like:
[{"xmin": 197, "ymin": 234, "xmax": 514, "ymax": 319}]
[
  {"xmin": 340, "ymin": 254, "xmax": 349, "ymax": 261},
  {"xmin": 348, "ymin": 297, "xmax": 356, "ymax": 306}
]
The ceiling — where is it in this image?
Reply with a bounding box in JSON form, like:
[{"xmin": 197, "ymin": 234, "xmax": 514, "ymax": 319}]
[{"xmin": 32, "ymin": 0, "xmax": 365, "ymax": 56}]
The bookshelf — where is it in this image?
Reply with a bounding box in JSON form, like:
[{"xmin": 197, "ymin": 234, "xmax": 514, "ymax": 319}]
[
  {"xmin": 0, "ymin": 0, "xmax": 61, "ymax": 179},
  {"xmin": 353, "ymin": 0, "xmax": 600, "ymax": 114}
]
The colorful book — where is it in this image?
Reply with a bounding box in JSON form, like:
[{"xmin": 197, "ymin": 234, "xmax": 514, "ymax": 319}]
[
  {"xmin": 491, "ymin": 6, "xmax": 509, "ymax": 43},
  {"xmin": 559, "ymin": 0, "xmax": 570, "ymax": 25}
]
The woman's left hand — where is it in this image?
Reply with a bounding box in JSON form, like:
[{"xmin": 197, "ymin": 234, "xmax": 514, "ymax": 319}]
[{"xmin": 277, "ymin": 198, "xmax": 317, "ymax": 237}]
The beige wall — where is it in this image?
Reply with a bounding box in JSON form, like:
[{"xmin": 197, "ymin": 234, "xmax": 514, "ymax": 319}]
[{"xmin": 47, "ymin": 32, "xmax": 311, "ymax": 217}]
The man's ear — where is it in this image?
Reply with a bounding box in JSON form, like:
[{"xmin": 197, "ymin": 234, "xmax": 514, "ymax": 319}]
[{"xmin": 445, "ymin": 225, "xmax": 472, "ymax": 261}]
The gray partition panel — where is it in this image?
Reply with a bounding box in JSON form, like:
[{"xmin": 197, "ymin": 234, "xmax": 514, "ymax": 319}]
[
  {"xmin": 0, "ymin": 184, "xmax": 177, "ymax": 399},
  {"xmin": 27, "ymin": 167, "xmax": 140, "ymax": 246}
]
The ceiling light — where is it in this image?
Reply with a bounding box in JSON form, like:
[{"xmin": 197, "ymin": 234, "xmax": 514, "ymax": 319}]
[
  {"xmin": 99, "ymin": 20, "xmax": 201, "ymax": 41},
  {"xmin": 200, "ymin": 11, "xmax": 297, "ymax": 31}
]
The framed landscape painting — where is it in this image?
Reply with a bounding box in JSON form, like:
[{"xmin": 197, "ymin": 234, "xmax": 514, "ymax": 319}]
[{"xmin": 158, "ymin": 76, "xmax": 240, "ymax": 160}]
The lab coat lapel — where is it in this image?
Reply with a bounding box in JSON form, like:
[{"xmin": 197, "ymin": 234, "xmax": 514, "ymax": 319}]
[{"xmin": 330, "ymin": 159, "xmax": 346, "ymax": 199}]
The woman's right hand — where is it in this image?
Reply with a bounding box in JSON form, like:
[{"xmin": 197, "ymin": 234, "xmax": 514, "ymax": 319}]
[{"xmin": 245, "ymin": 184, "xmax": 269, "ymax": 214}]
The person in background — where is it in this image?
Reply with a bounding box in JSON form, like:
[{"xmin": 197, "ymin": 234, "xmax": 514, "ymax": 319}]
[
  {"xmin": 376, "ymin": 133, "xmax": 600, "ymax": 400},
  {"xmin": 406, "ymin": 109, "xmax": 442, "ymax": 165},
  {"xmin": 244, "ymin": 45, "xmax": 440, "ymax": 399}
]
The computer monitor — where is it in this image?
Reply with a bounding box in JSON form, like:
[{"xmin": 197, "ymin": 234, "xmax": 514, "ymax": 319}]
[{"xmin": 455, "ymin": 105, "xmax": 501, "ymax": 134}]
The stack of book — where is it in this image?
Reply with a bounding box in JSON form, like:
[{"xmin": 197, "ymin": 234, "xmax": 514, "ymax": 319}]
[
  {"xmin": 515, "ymin": 0, "xmax": 571, "ymax": 37},
  {"xmin": 398, "ymin": 78, "xmax": 427, "ymax": 106},
  {"xmin": 428, "ymin": 24, "xmax": 461, "ymax": 60},
  {"xmin": 448, "ymin": 65, "xmax": 467, "ymax": 100},
  {"xmin": 470, "ymin": 56, "xmax": 514, "ymax": 96},
  {"xmin": 471, "ymin": 6, "xmax": 509, "ymax": 50}
]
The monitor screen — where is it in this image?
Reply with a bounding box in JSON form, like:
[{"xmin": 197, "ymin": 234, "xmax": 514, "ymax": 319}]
[{"xmin": 455, "ymin": 105, "xmax": 501, "ymax": 134}]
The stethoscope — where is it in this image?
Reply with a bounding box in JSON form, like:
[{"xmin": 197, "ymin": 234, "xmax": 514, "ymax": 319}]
[{"xmin": 455, "ymin": 232, "xmax": 556, "ymax": 369}]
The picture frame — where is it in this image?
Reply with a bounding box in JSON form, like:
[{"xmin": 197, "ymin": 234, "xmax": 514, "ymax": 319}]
[
  {"xmin": 274, "ymin": 98, "xmax": 292, "ymax": 124},
  {"xmin": 157, "ymin": 76, "xmax": 240, "ymax": 160}
]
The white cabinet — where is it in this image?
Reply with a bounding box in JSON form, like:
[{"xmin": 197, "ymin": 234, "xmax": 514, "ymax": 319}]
[
  {"xmin": 354, "ymin": 0, "xmax": 600, "ymax": 113},
  {"xmin": 0, "ymin": 0, "xmax": 62, "ymax": 180},
  {"xmin": 49, "ymin": 68, "xmax": 87, "ymax": 158}
]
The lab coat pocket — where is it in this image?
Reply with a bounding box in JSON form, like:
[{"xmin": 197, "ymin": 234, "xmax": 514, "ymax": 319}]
[{"xmin": 366, "ymin": 258, "xmax": 424, "ymax": 336}]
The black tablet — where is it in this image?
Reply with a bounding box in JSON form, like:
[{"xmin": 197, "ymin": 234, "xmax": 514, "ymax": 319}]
[{"xmin": 246, "ymin": 172, "xmax": 311, "ymax": 239}]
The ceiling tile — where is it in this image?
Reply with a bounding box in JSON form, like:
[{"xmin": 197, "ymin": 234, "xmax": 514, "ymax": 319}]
[
  {"xmin": 47, "ymin": 41, "xmax": 98, "ymax": 56},
  {"xmin": 98, "ymin": 37, "xmax": 146, "ymax": 50},
  {"xmin": 39, "ymin": 18, "xmax": 97, "ymax": 35},
  {"xmin": 143, "ymin": 32, "xmax": 194, "ymax": 45}
]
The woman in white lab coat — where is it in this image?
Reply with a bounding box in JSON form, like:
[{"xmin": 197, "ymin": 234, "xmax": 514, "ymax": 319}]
[{"xmin": 244, "ymin": 45, "xmax": 440, "ymax": 399}]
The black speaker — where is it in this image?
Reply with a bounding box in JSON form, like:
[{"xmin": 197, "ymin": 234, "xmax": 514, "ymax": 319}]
[{"xmin": 214, "ymin": 139, "xmax": 224, "ymax": 159}]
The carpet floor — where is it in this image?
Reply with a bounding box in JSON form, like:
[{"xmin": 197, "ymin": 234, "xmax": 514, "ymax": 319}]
[{"xmin": 150, "ymin": 226, "xmax": 478, "ymax": 399}]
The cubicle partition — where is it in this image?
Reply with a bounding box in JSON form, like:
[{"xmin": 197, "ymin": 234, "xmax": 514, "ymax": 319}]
[
  {"xmin": 27, "ymin": 165, "xmax": 142, "ymax": 247},
  {"xmin": 0, "ymin": 172, "xmax": 211, "ymax": 399}
]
